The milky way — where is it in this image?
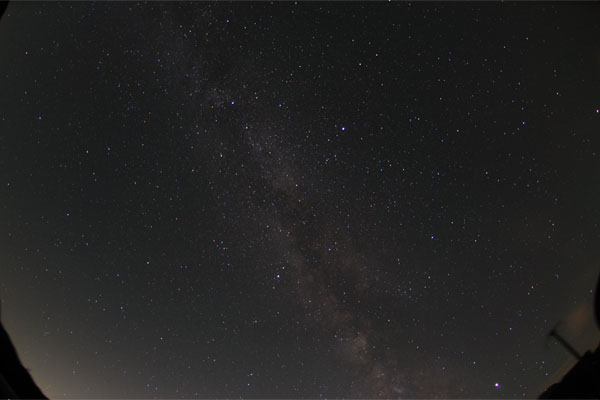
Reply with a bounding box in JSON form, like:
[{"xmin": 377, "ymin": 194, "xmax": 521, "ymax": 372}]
[{"xmin": 1, "ymin": 2, "xmax": 600, "ymax": 398}]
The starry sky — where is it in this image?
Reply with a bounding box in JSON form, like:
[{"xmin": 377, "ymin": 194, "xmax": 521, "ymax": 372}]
[{"xmin": 1, "ymin": 1, "xmax": 600, "ymax": 398}]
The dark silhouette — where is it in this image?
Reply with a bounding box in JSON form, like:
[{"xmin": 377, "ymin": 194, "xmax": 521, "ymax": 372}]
[
  {"xmin": 0, "ymin": 1, "xmax": 7, "ymax": 21},
  {"xmin": 596, "ymin": 272, "xmax": 600, "ymax": 328},
  {"xmin": 539, "ymin": 274, "xmax": 600, "ymax": 399},
  {"xmin": 0, "ymin": 295, "xmax": 47, "ymax": 399}
]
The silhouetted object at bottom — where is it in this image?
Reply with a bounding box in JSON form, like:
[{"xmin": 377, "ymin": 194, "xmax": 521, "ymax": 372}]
[
  {"xmin": 539, "ymin": 343, "xmax": 600, "ymax": 399},
  {"xmin": 0, "ymin": 1, "xmax": 8, "ymax": 21},
  {"xmin": 539, "ymin": 273, "xmax": 600, "ymax": 399},
  {"xmin": 0, "ymin": 321, "xmax": 47, "ymax": 399}
]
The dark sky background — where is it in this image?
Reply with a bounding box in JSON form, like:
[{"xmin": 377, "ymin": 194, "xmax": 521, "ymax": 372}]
[{"xmin": 1, "ymin": 1, "xmax": 600, "ymax": 398}]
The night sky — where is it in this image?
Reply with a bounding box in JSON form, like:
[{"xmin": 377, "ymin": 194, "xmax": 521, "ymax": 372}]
[{"xmin": 1, "ymin": 1, "xmax": 600, "ymax": 398}]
